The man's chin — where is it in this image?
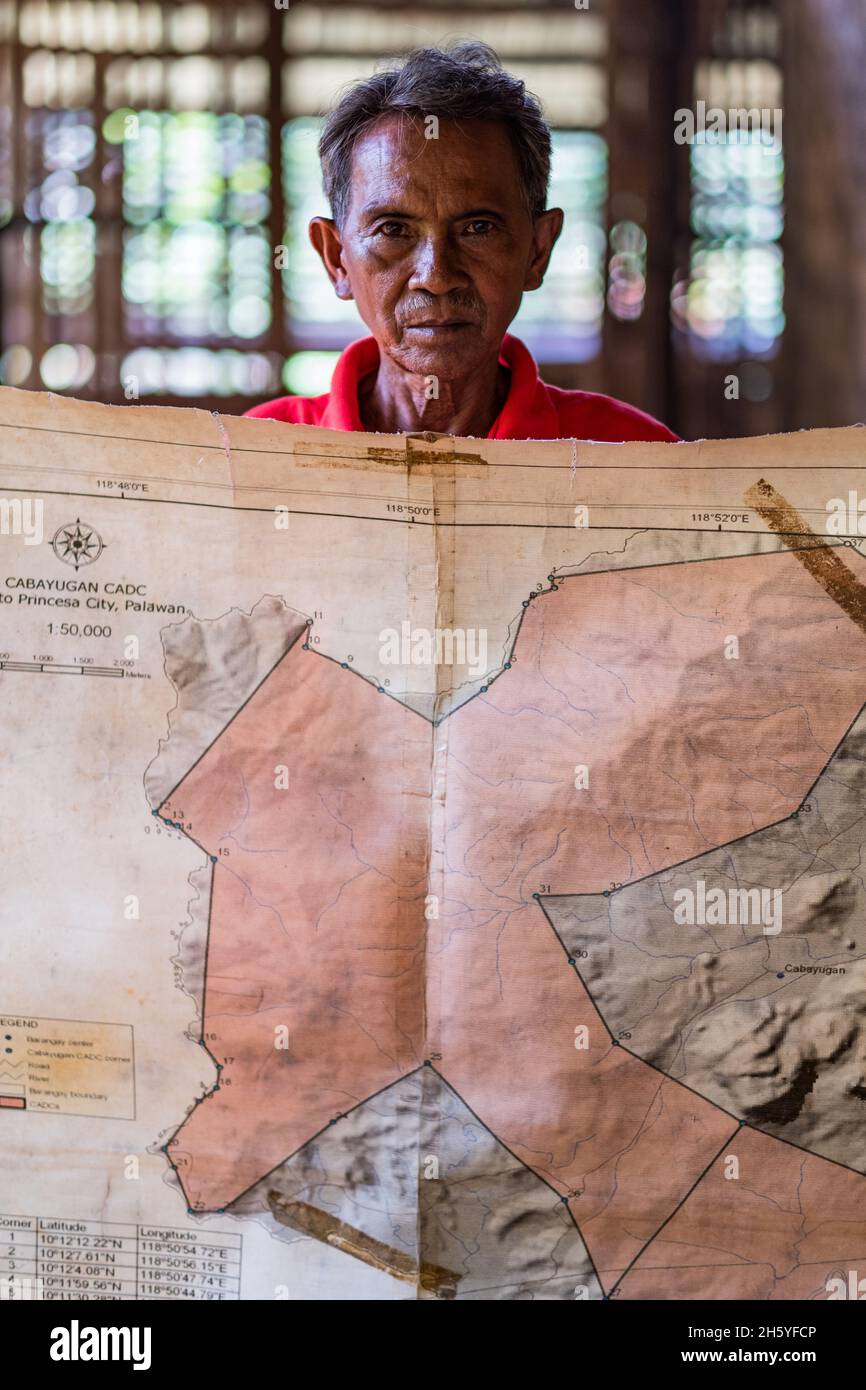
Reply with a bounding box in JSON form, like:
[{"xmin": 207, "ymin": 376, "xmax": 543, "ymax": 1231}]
[{"xmin": 387, "ymin": 325, "xmax": 493, "ymax": 379}]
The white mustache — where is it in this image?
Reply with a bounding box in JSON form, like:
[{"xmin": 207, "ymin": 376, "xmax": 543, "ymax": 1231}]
[{"xmin": 398, "ymin": 296, "xmax": 482, "ymax": 323}]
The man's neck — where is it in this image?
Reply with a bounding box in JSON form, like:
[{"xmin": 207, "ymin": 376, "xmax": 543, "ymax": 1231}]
[{"xmin": 358, "ymin": 352, "xmax": 510, "ymax": 437}]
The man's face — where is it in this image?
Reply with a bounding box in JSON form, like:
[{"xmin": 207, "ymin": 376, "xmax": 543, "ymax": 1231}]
[{"xmin": 310, "ymin": 114, "xmax": 562, "ymax": 382}]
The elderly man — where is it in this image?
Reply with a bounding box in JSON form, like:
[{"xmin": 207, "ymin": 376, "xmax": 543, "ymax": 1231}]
[{"xmin": 247, "ymin": 41, "xmax": 676, "ymax": 443}]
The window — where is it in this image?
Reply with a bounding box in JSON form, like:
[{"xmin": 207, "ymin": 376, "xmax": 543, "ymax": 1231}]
[{"xmin": 672, "ymin": 56, "xmax": 784, "ymax": 360}]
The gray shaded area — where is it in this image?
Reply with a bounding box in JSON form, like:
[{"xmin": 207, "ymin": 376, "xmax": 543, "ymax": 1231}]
[
  {"xmin": 229, "ymin": 1067, "xmax": 601, "ymax": 1300},
  {"xmin": 145, "ymin": 594, "xmax": 309, "ymax": 808},
  {"xmin": 547, "ymin": 706, "xmax": 866, "ymax": 1172},
  {"xmin": 555, "ymin": 524, "xmax": 790, "ymax": 581},
  {"xmin": 172, "ymin": 861, "xmax": 212, "ymax": 1025}
]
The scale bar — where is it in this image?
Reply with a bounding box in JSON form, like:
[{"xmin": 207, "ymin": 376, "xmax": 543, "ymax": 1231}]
[{"xmin": 0, "ymin": 661, "xmax": 123, "ymax": 678}]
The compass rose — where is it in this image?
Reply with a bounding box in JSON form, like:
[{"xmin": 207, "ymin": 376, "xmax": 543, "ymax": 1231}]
[{"xmin": 52, "ymin": 519, "xmax": 104, "ymax": 570}]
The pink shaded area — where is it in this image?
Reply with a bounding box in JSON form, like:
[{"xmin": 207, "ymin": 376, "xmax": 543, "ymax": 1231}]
[
  {"xmin": 426, "ymin": 897, "xmax": 736, "ymax": 1281},
  {"xmin": 614, "ymin": 1126, "xmax": 866, "ymax": 1300},
  {"xmin": 440, "ymin": 553, "xmax": 866, "ymax": 901},
  {"xmin": 164, "ymin": 550, "xmax": 866, "ymax": 1276},
  {"xmin": 164, "ymin": 639, "xmax": 430, "ymax": 1208}
]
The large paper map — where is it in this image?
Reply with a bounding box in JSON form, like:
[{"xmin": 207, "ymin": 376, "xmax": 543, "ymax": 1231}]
[{"xmin": 2, "ymin": 384, "xmax": 866, "ymax": 1301}]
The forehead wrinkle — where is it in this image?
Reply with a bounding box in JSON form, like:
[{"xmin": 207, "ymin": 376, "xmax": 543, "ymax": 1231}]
[
  {"xmin": 350, "ymin": 113, "xmax": 520, "ymax": 217},
  {"xmin": 352, "ymin": 161, "xmax": 512, "ymax": 221}
]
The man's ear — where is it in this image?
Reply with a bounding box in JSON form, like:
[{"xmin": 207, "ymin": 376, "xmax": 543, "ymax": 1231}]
[
  {"xmin": 523, "ymin": 207, "xmax": 564, "ymax": 292},
  {"xmin": 309, "ymin": 217, "xmax": 355, "ymax": 300}
]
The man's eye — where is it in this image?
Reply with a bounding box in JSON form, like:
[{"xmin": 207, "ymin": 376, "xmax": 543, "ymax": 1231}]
[
  {"xmin": 375, "ymin": 221, "xmax": 407, "ymax": 237},
  {"xmin": 464, "ymin": 220, "xmax": 494, "ymax": 235}
]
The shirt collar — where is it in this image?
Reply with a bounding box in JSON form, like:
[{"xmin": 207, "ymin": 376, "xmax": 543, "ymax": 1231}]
[{"xmin": 318, "ymin": 332, "xmax": 560, "ymax": 440}]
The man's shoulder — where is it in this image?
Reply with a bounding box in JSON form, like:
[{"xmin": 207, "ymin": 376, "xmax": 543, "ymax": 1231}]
[
  {"xmin": 243, "ymin": 393, "xmax": 330, "ymax": 424},
  {"xmin": 544, "ymin": 382, "xmax": 679, "ymax": 443}
]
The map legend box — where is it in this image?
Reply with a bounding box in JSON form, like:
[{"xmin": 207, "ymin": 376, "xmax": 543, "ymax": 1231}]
[{"xmin": 0, "ymin": 1014, "xmax": 135, "ymax": 1119}]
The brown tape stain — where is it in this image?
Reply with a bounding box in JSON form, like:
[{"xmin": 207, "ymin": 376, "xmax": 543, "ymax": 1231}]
[
  {"xmin": 745, "ymin": 477, "xmax": 866, "ymax": 636},
  {"xmin": 265, "ymin": 1193, "xmax": 461, "ymax": 1297},
  {"xmin": 294, "ymin": 434, "xmax": 487, "ymax": 476}
]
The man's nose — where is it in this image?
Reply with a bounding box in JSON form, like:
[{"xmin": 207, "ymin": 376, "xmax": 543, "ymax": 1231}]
[{"xmin": 408, "ymin": 233, "xmax": 468, "ymax": 296}]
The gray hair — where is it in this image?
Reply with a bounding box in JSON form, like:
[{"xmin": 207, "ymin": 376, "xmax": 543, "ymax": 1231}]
[{"xmin": 318, "ymin": 41, "xmax": 552, "ymax": 226}]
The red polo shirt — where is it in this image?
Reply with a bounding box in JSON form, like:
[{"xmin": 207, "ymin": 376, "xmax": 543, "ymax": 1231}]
[{"xmin": 245, "ymin": 333, "xmax": 678, "ymax": 442}]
